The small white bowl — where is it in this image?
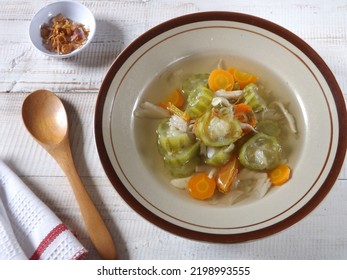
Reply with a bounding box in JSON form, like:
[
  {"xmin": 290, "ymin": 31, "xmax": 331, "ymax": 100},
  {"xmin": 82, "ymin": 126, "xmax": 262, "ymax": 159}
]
[{"xmin": 29, "ymin": 1, "xmax": 96, "ymax": 58}]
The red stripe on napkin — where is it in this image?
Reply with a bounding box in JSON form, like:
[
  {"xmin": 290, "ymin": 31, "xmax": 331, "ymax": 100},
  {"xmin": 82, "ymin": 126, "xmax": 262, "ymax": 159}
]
[
  {"xmin": 30, "ymin": 223, "xmax": 68, "ymax": 260},
  {"xmin": 72, "ymin": 249, "xmax": 88, "ymax": 260}
]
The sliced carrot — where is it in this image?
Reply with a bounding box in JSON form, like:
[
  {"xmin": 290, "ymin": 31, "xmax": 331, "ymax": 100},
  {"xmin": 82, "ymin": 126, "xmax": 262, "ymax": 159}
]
[
  {"xmin": 188, "ymin": 173, "xmax": 216, "ymax": 200},
  {"xmin": 167, "ymin": 102, "xmax": 190, "ymax": 122},
  {"xmin": 157, "ymin": 89, "xmax": 185, "ymax": 109},
  {"xmin": 215, "ymin": 155, "xmax": 238, "ymax": 194},
  {"xmin": 208, "ymin": 69, "xmax": 235, "ymax": 92},
  {"xmin": 234, "ymin": 103, "xmax": 252, "ymax": 114},
  {"xmin": 228, "ymin": 68, "xmax": 257, "ymax": 89},
  {"xmin": 233, "ymin": 103, "xmax": 257, "ymax": 127},
  {"xmin": 268, "ymin": 164, "xmax": 291, "ymax": 186}
]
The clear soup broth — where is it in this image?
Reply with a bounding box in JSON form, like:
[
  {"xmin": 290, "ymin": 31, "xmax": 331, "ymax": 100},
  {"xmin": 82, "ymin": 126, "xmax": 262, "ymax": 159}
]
[{"xmin": 133, "ymin": 54, "xmax": 304, "ymax": 206}]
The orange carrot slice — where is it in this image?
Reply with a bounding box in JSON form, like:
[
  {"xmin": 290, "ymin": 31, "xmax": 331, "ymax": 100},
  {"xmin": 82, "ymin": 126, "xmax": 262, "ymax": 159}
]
[
  {"xmin": 228, "ymin": 68, "xmax": 257, "ymax": 89},
  {"xmin": 157, "ymin": 89, "xmax": 185, "ymax": 109},
  {"xmin": 268, "ymin": 164, "xmax": 291, "ymax": 186},
  {"xmin": 188, "ymin": 173, "xmax": 216, "ymax": 200},
  {"xmin": 215, "ymin": 155, "xmax": 238, "ymax": 194},
  {"xmin": 233, "ymin": 103, "xmax": 257, "ymax": 127},
  {"xmin": 208, "ymin": 69, "xmax": 235, "ymax": 92}
]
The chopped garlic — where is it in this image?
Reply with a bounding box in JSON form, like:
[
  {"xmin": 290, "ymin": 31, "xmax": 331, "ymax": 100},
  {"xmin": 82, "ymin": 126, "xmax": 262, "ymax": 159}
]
[
  {"xmin": 168, "ymin": 115, "xmax": 187, "ymax": 132},
  {"xmin": 208, "ymin": 117, "xmax": 230, "ymax": 139}
]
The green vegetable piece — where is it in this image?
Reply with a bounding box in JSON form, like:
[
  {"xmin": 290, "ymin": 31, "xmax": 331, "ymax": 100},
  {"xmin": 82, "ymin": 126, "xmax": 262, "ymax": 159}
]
[
  {"xmin": 181, "ymin": 73, "xmax": 209, "ymax": 98},
  {"xmin": 243, "ymin": 83, "xmax": 267, "ymax": 112},
  {"xmin": 156, "ymin": 119, "xmax": 195, "ymax": 154},
  {"xmin": 256, "ymin": 120, "xmax": 281, "ymax": 138},
  {"xmin": 156, "ymin": 118, "xmax": 200, "ymax": 178},
  {"xmin": 185, "ymin": 86, "xmax": 214, "ymax": 119},
  {"xmin": 204, "ymin": 147, "xmax": 232, "ymax": 167},
  {"xmin": 238, "ymin": 133, "xmax": 282, "ymax": 170},
  {"xmin": 163, "ymin": 142, "xmax": 200, "ymax": 167},
  {"xmin": 165, "ymin": 156, "xmax": 200, "ymax": 178},
  {"xmin": 195, "ymin": 108, "xmax": 243, "ymax": 147}
]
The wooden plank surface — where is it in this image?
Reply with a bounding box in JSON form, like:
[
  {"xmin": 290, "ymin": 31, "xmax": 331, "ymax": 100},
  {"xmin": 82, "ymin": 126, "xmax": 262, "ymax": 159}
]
[{"xmin": 0, "ymin": 0, "xmax": 346, "ymax": 259}]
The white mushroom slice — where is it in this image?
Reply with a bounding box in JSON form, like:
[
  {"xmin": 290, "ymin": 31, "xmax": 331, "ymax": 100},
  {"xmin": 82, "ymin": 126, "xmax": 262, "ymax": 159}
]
[
  {"xmin": 134, "ymin": 102, "xmax": 170, "ymax": 119},
  {"xmin": 215, "ymin": 89, "xmax": 243, "ymax": 99},
  {"xmin": 211, "ymin": 96, "xmax": 231, "ymax": 107},
  {"xmin": 236, "ymin": 169, "xmax": 272, "ymax": 199},
  {"xmin": 269, "ymin": 101, "xmax": 297, "ymax": 134},
  {"xmin": 170, "ymin": 176, "xmax": 192, "ymax": 189},
  {"xmin": 223, "ymin": 143, "xmax": 235, "ymax": 153},
  {"xmin": 240, "ymin": 122, "xmax": 258, "ymax": 133}
]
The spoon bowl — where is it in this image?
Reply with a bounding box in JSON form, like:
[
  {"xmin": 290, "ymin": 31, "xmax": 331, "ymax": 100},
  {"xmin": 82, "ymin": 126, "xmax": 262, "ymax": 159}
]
[
  {"xmin": 22, "ymin": 89, "xmax": 117, "ymax": 260},
  {"xmin": 22, "ymin": 90, "xmax": 67, "ymax": 145}
]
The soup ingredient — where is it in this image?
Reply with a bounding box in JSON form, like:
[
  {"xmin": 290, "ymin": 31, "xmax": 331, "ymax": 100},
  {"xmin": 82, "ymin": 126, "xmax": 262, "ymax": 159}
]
[
  {"xmin": 268, "ymin": 164, "xmax": 291, "ymax": 186},
  {"xmin": 170, "ymin": 176, "xmax": 192, "ymax": 189},
  {"xmin": 236, "ymin": 169, "xmax": 272, "ymax": 199},
  {"xmin": 211, "ymin": 96, "xmax": 232, "ymax": 107},
  {"xmin": 195, "ymin": 107, "xmax": 243, "ymax": 147},
  {"xmin": 188, "ymin": 173, "xmax": 216, "ymax": 200},
  {"xmin": 238, "ymin": 133, "xmax": 282, "ymax": 170},
  {"xmin": 215, "ymin": 155, "xmax": 239, "ymax": 194},
  {"xmin": 233, "ymin": 103, "xmax": 257, "ymax": 128},
  {"xmin": 166, "ymin": 157, "xmax": 200, "ymax": 178},
  {"xmin": 269, "ymin": 101, "xmax": 297, "ymax": 134},
  {"xmin": 136, "ymin": 65, "xmax": 297, "ymax": 203},
  {"xmin": 243, "ymin": 83, "xmax": 267, "ymax": 112},
  {"xmin": 256, "ymin": 119, "xmax": 281, "ymax": 137},
  {"xmin": 228, "ymin": 68, "xmax": 258, "ymax": 89},
  {"xmin": 215, "ymin": 89, "xmax": 243, "ymax": 100},
  {"xmin": 185, "ymin": 86, "xmax": 214, "ymax": 119},
  {"xmin": 208, "ymin": 69, "xmax": 235, "ymax": 92},
  {"xmin": 167, "ymin": 103, "xmax": 190, "ymax": 122},
  {"xmin": 162, "ymin": 142, "xmax": 200, "ymax": 177},
  {"xmin": 156, "ymin": 118, "xmax": 200, "ymax": 177},
  {"xmin": 40, "ymin": 13, "xmax": 89, "ymax": 55},
  {"xmin": 205, "ymin": 146, "xmax": 233, "ymax": 166},
  {"xmin": 157, "ymin": 89, "xmax": 185, "ymax": 109},
  {"xmin": 134, "ymin": 101, "xmax": 170, "ymax": 118},
  {"xmin": 182, "ymin": 73, "xmax": 209, "ymax": 98},
  {"xmin": 156, "ymin": 118, "xmax": 194, "ymax": 153}
]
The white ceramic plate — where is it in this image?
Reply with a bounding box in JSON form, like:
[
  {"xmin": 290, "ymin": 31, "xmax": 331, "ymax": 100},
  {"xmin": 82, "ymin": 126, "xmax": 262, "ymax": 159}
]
[{"xmin": 95, "ymin": 12, "xmax": 346, "ymax": 242}]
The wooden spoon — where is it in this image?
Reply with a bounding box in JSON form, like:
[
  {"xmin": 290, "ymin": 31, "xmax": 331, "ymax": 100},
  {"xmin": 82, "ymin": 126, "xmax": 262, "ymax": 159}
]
[{"xmin": 22, "ymin": 89, "xmax": 117, "ymax": 260}]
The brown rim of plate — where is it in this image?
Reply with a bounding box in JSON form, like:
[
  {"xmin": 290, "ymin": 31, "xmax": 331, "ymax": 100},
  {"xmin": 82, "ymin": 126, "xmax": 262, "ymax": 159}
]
[{"xmin": 94, "ymin": 11, "xmax": 347, "ymax": 243}]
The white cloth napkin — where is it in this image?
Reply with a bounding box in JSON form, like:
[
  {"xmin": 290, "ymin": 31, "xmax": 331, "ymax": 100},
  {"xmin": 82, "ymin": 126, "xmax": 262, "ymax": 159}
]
[{"xmin": 0, "ymin": 160, "xmax": 88, "ymax": 260}]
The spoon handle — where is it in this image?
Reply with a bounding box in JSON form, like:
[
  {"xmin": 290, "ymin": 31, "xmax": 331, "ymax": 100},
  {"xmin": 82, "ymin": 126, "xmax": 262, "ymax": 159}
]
[{"xmin": 53, "ymin": 141, "xmax": 117, "ymax": 260}]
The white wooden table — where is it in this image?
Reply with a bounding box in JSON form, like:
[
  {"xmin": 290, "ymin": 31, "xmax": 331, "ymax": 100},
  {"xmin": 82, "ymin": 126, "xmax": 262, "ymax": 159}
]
[{"xmin": 0, "ymin": 0, "xmax": 346, "ymax": 260}]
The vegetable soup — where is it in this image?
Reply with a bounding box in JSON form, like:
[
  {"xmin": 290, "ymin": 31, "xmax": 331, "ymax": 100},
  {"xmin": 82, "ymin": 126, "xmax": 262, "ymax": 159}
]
[{"xmin": 134, "ymin": 54, "xmax": 302, "ymax": 205}]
